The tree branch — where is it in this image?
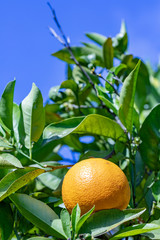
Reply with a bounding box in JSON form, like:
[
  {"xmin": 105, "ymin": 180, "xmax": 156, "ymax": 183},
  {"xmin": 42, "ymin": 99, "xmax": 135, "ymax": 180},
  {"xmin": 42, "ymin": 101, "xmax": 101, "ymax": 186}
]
[
  {"xmin": 91, "ymin": 68, "xmax": 120, "ymax": 96},
  {"xmin": 47, "ymin": 2, "xmax": 116, "ymax": 118}
]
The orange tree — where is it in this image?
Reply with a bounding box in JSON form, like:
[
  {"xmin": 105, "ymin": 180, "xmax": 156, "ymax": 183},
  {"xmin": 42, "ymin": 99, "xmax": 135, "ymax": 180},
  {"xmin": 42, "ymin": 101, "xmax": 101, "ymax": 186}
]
[{"xmin": 0, "ymin": 12, "xmax": 160, "ymax": 240}]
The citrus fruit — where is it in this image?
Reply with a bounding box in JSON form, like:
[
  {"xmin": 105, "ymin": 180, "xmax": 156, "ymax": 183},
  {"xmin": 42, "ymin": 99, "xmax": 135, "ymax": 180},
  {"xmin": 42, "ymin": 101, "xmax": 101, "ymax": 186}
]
[{"xmin": 62, "ymin": 158, "xmax": 130, "ymax": 215}]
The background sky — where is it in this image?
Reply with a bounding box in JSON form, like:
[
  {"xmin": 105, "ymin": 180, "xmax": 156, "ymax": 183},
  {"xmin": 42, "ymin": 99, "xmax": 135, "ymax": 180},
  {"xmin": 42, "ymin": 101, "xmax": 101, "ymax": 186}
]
[{"xmin": 1, "ymin": 0, "xmax": 160, "ymax": 104}]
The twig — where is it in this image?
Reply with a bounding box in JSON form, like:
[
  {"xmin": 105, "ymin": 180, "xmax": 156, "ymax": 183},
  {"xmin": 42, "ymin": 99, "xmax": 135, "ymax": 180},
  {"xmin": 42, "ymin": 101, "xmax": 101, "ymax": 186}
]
[
  {"xmin": 91, "ymin": 69, "xmax": 120, "ymax": 96},
  {"xmin": 47, "ymin": 2, "xmax": 95, "ymax": 90},
  {"xmin": 103, "ymin": 150, "xmax": 115, "ymax": 160},
  {"xmin": 107, "ymin": 70, "xmax": 122, "ymax": 83},
  {"xmin": 47, "ymin": 2, "xmax": 116, "ymax": 118},
  {"xmin": 44, "ymin": 164, "xmax": 73, "ymax": 172}
]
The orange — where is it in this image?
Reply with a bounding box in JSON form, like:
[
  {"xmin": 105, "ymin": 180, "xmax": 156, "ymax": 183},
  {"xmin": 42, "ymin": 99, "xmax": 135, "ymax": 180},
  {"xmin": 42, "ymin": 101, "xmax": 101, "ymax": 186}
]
[{"xmin": 62, "ymin": 158, "xmax": 130, "ymax": 215}]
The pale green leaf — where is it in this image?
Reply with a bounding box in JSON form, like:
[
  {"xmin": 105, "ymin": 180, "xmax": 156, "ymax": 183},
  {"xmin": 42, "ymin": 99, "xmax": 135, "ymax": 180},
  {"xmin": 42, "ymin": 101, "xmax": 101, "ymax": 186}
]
[
  {"xmin": 0, "ymin": 167, "xmax": 45, "ymax": 201},
  {"xmin": 19, "ymin": 83, "xmax": 45, "ymax": 149},
  {"xmin": 0, "ymin": 80, "xmax": 15, "ymax": 130},
  {"xmin": 119, "ymin": 60, "xmax": 141, "ymax": 133},
  {"xmin": 43, "ymin": 114, "xmax": 127, "ymax": 143},
  {"xmin": 80, "ymin": 208, "xmax": 146, "ymax": 237},
  {"xmin": 110, "ymin": 223, "xmax": 160, "ymax": 240},
  {"xmin": 0, "ymin": 153, "xmax": 23, "ymax": 169}
]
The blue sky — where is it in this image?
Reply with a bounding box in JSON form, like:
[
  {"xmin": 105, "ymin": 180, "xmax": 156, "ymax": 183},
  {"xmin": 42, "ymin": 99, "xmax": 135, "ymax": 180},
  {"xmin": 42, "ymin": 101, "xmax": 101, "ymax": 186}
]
[{"xmin": 0, "ymin": 0, "xmax": 160, "ymax": 104}]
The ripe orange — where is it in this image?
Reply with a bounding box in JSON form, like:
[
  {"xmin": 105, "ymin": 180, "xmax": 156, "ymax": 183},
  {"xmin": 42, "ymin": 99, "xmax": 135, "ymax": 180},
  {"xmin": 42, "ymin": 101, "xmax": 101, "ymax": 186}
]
[{"xmin": 62, "ymin": 158, "xmax": 130, "ymax": 215}]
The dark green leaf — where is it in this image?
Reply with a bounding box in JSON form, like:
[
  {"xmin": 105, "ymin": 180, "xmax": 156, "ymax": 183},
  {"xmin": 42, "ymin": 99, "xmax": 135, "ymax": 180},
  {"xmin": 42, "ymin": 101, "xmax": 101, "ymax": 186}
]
[
  {"xmin": 27, "ymin": 238, "xmax": 52, "ymax": 240},
  {"xmin": 139, "ymin": 104, "xmax": 160, "ymax": 170},
  {"xmin": 43, "ymin": 114, "xmax": 127, "ymax": 143},
  {"xmin": 79, "ymin": 150, "xmax": 111, "ymax": 161},
  {"xmin": 152, "ymin": 180, "xmax": 160, "ymax": 202},
  {"xmin": 80, "ymin": 208, "xmax": 146, "ymax": 237},
  {"xmin": 19, "ymin": 83, "xmax": 45, "ymax": 149},
  {"xmin": 103, "ymin": 38, "xmax": 113, "ymax": 69},
  {"xmin": 135, "ymin": 151, "xmax": 145, "ymax": 186},
  {"xmin": 0, "ymin": 202, "xmax": 13, "ymax": 240},
  {"xmin": 76, "ymin": 206, "xmax": 95, "ymax": 234},
  {"xmin": 10, "ymin": 193, "xmax": 67, "ymax": 239},
  {"xmin": 66, "ymin": 64, "xmax": 72, "ymax": 79},
  {"xmin": 0, "ymin": 167, "xmax": 45, "ymax": 201},
  {"xmin": 60, "ymin": 208, "xmax": 71, "ymax": 239},
  {"xmin": 0, "ymin": 153, "xmax": 23, "ymax": 169},
  {"xmin": 119, "ymin": 60, "xmax": 141, "ymax": 133},
  {"xmin": 0, "ymin": 80, "xmax": 15, "ymax": 130},
  {"xmin": 110, "ymin": 223, "xmax": 160, "ymax": 240}
]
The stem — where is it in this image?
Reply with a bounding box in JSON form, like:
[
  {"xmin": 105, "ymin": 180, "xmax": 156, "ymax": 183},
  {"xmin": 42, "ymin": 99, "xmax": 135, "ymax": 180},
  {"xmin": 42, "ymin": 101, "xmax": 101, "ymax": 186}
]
[
  {"xmin": 47, "ymin": 2, "xmax": 116, "ymax": 118},
  {"xmin": 128, "ymin": 141, "xmax": 136, "ymax": 208},
  {"xmin": 92, "ymin": 69, "xmax": 120, "ymax": 96},
  {"xmin": 14, "ymin": 209, "xmax": 21, "ymax": 240}
]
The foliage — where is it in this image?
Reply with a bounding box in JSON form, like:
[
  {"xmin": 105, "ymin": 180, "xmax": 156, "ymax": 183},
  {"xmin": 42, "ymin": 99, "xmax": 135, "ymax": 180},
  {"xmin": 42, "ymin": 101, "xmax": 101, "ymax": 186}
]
[{"xmin": 0, "ymin": 20, "xmax": 160, "ymax": 240}]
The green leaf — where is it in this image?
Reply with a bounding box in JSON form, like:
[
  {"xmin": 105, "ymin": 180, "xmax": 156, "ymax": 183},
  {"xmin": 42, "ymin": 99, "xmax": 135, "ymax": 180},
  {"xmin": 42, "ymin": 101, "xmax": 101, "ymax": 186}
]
[
  {"xmin": 122, "ymin": 57, "xmax": 150, "ymax": 111},
  {"xmin": 80, "ymin": 208, "xmax": 146, "ymax": 237},
  {"xmin": 85, "ymin": 33, "xmax": 107, "ymax": 46},
  {"xmin": 52, "ymin": 47, "xmax": 104, "ymax": 67},
  {"xmin": 95, "ymin": 85, "xmax": 118, "ymax": 115},
  {"xmin": 60, "ymin": 79, "xmax": 78, "ymax": 93},
  {"xmin": 0, "ymin": 167, "xmax": 45, "ymax": 201},
  {"xmin": 60, "ymin": 208, "xmax": 71, "ymax": 239},
  {"xmin": 13, "ymin": 103, "xmax": 21, "ymax": 143},
  {"xmin": 10, "ymin": 193, "xmax": 67, "ymax": 239},
  {"xmin": 110, "ymin": 223, "xmax": 160, "ymax": 240},
  {"xmin": 119, "ymin": 60, "xmax": 141, "ymax": 133},
  {"xmin": 0, "ymin": 80, "xmax": 15, "ymax": 130},
  {"xmin": 0, "ymin": 202, "xmax": 13, "ymax": 240},
  {"xmin": 152, "ymin": 180, "xmax": 160, "ymax": 202},
  {"xmin": 37, "ymin": 166, "xmax": 68, "ymax": 190},
  {"xmin": 0, "ymin": 153, "xmax": 23, "ymax": 169},
  {"xmin": 79, "ymin": 150, "xmax": 111, "ymax": 161},
  {"xmin": 82, "ymin": 42, "xmax": 102, "ymax": 52},
  {"xmin": 76, "ymin": 206, "xmax": 95, "ymax": 234},
  {"xmin": 19, "ymin": 83, "xmax": 45, "ymax": 149},
  {"xmin": 106, "ymin": 64, "xmax": 127, "ymax": 82},
  {"xmin": 139, "ymin": 104, "xmax": 160, "ymax": 170},
  {"xmin": 27, "ymin": 238, "xmax": 52, "ymax": 240},
  {"xmin": 103, "ymin": 38, "xmax": 113, "ymax": 69},
  {"xmin": 135, "ymin": 151, "xmax": 145, "ymax": 186},
  {"xmin": 113, "ymin": 20, "xmax": 128, "ymax": 54},
  {"xmin": 142, "ymin": 228, "xmax": 160, "ymax": 239},
  {"xmin": 71, "ymin": 204, "xmax": 81, "ymax": 233},
  {"xmin": 72, "ymin": 66, "xmax": 100, "ymax": 84},
  {"xmin": 43, "ymin": 114, "xmax": 127, "ymax": 143},
  {"xmin": 0, "ymin": 136, "xmax": 13, "ymax": 149},
  {"xmin": 66, "ymin": 64, "xmax": 72, "ymax": 79}
]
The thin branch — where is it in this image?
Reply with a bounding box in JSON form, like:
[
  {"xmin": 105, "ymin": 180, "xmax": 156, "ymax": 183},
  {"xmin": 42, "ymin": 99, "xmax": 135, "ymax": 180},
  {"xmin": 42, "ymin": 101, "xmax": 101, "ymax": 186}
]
[
  {"xmin": 91, "ymin": 68, "xmax": 120, "ymax": 96},
  {"xmin": 47, "ymin": 2, "xmax": 116, "ymax": 118},
  {"xmin": 103, "ymin": 150, "xmax": 115, "ymax": 160},
  {"xmin": 47, "ymin": 2, "xmax": 95, "ymax": 90}
]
